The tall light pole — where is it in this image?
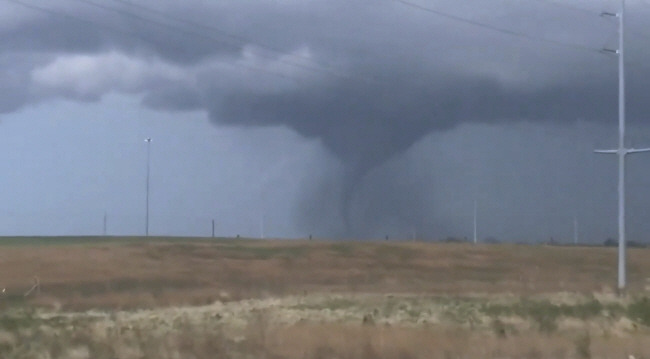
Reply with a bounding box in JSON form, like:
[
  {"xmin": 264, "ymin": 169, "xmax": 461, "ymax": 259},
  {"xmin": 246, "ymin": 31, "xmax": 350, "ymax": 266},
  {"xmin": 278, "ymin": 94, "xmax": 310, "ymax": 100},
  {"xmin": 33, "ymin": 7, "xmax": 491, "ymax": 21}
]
[
  {"xmin": 145, "ymin": 137, "xmax": 152, "ymax": 237},
  {"xmin": 260, "ymin": 214, "xmax": 265, "ymax": 239},
  {"xmin": 473, "ymin": 200, "xmax": 478, "ymax": 244},
  {"xmin": 573, "ymin": 216, "xmax": 578, "ymax": 246},
  {"xmin": 595, "ymin": 0, "xmax": 650, "ymax": 294}
]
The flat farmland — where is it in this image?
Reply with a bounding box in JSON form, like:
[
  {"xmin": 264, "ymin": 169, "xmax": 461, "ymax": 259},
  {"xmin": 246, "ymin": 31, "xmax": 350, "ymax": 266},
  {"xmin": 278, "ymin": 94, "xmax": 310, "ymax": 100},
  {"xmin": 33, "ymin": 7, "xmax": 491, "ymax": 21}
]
[
  {"xmin": 2, "ymin": 238, "xmax": 650, "ymax": 358},
  {"xmin": 0, "ymin": 237, "xmax": 646, "ymax": 309}
]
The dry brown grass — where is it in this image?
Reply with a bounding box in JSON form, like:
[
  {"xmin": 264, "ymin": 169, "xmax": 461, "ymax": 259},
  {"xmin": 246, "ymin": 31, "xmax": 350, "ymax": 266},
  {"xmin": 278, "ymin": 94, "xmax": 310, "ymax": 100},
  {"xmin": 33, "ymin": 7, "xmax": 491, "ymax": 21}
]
[
  {"xmin": 0, "ymin": 303, "xmax": 649, "ymax": 359},
  {"xmin": 3, "ymin": 238, "xmax": 650, "ymax": 358},
  {"xmin": 267, "ymin": 324, "xmax": 650, "ymax": 359},
  {"xmin": 0, "ymin": 239, "xmax": 648, "ymax": 309}
]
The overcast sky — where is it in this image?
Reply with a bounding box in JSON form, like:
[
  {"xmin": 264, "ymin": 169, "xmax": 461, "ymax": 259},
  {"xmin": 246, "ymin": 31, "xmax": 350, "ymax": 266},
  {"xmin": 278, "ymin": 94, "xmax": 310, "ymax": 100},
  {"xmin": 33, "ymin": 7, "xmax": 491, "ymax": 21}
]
[{"xmin": 0, "ymin": 0, "xmax": 650, "ymax": 242}]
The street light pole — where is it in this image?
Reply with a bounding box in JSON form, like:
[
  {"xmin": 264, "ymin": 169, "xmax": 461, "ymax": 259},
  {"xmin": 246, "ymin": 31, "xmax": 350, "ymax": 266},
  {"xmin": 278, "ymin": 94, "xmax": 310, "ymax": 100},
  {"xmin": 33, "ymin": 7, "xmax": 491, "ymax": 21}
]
[
  {"xmin": 260, "ymin": 214, "xmax": 265, "ymax": 239},
  {"xmin": 145, "ymin": 137, "xmax": 152, "ymax": 237},
  {"xmin": 473, "ymin": 200, "xmax": 478, "ymax": 244},
  {"xmin": 573, "ymin": 216, "xmax": 578, "ymax": 245}
]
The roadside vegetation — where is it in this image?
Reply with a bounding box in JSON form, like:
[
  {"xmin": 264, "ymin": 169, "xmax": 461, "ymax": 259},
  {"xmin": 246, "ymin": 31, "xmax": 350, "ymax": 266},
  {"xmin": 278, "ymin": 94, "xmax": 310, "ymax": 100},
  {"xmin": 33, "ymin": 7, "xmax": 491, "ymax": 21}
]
[{"xmin": 1, "ymin": 293, "xmax": 650, "ymax": 358}]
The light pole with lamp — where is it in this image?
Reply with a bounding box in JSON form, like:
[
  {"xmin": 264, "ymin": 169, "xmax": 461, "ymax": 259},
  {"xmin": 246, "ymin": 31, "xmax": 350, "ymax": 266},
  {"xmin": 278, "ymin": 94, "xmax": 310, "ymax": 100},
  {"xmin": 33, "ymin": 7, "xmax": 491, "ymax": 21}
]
[{"xmin": 145, "ymin": 137, "xmax": 152, "ymax": 237}]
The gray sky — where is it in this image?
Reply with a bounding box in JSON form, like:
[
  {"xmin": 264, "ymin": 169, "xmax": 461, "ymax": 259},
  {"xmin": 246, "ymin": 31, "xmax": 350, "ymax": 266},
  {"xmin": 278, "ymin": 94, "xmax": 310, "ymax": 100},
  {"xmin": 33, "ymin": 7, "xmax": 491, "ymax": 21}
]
[{"xmin": 0, "ymin": 0, "xmax": 650, "ymax": 242}]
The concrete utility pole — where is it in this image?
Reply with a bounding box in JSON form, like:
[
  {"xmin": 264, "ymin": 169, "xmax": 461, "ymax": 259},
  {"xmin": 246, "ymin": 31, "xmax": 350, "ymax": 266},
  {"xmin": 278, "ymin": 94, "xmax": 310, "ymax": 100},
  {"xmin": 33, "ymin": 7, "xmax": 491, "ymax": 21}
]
[
  {"xmin": 473, "ymin": 200, "xmax": 478, "ymax": 244},
  {"xmin": 573, "ymin": 216, "xmax": 578, "ymax": 245},
  {"xmin": 595, "ymin": 0, "xmax": 650, "ymax": 294},
  {"xmin": 144, "ymin": 138, "xmax": 152, "ymax": 237},
  {"xmin": 260, "ymin": 214, "xmax": 265, "ymax": 239}
]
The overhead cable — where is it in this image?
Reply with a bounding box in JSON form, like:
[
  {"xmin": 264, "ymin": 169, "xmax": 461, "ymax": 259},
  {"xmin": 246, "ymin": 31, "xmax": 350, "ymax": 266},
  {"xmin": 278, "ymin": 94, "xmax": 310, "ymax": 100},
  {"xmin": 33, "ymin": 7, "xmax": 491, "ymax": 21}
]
[{"xmin": 391, "ymin": 0, "xmax": 605, "ymax": 54}]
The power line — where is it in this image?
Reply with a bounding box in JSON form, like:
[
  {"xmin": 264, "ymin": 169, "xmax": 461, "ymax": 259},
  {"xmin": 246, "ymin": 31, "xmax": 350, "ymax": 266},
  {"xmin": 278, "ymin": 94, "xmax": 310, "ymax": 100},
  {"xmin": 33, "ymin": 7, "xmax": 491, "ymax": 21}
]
[
  {"xmin": 65, "ymin": 0, "xmax": 626, "ymax": 82},
  {"xmin": 107, "ymin": 0, "xmax": 318, "ymax": 67},
  {"xmin": 391, "ymin": 0, "xmax": 605, "ymax": 54},
  {"xmin": 66, "ymin": 0, "xmax": 244, "ymax": 50},
  {"xmin": 529, "ymin": 0, "xmax": 605, "ymax": 16},
  {"xmin": 105, "ymin": 0, "xmax": 381, "ymax": 84},
  {"xmin": 596, "ymin": 5, "xmax": 650, "ymax": 73},
  {"xmin": 0, "ymin": 0, "xmax": 176, "ymax": 51},
  {"xmin": 67, "ymin": 0, "xmax": 378, "ymax": 84},
  {"xmin": 2, "ymin": 0, "xmax": 359, "ymax": 85},
  {"xmin": 529, "ymin": 0, "xmax": 650, "ymax": 46},
  {"xmin": 8, "ymin": 0, "xmax": 645, "ymax": 84}
]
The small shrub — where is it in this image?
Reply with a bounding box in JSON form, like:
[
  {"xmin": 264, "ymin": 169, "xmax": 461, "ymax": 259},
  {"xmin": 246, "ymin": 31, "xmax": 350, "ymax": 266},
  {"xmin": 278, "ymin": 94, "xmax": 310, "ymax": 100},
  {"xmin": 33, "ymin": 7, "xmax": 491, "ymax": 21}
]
[
  {"xmin": 362, "ymin": 313, "xmax": 375, "ymax": 326},
  {"xmin": 513, "ymin": 300, "xmax": 559, "ymax": 334},
  {"xmin": 0, "ymin": 309, "xmax": 39, "ymax": 332},
  {"xmin": 627, "ymin": 297, "xmax": 650, "ymax": 327},
  {"xmin": 490, "ymin": 319, "xmax": 507, "ymax": 338},
  {"xmin": 566, "ymin": 299, "xmax": 603, "ymax": 320}
]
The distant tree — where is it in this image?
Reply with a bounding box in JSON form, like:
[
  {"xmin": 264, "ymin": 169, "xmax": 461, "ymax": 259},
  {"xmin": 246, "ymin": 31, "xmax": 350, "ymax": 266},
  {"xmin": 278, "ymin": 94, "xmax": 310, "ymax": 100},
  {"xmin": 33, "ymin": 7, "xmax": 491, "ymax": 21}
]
[
  {"xmin": 629, "ymin": 240, "xmax": 646, "ymax": 248},
  {"xmin": 604, "ymin": 238, "xmax": 617, "ymax": 247},
  {"xmin": 603, "ymin": 238, "xmax": 645, "ymax": 248}
]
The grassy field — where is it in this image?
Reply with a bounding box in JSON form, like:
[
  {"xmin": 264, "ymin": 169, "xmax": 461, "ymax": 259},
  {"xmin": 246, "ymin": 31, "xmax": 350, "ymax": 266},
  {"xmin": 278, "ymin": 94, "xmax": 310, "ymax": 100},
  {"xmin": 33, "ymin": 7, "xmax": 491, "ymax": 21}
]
[
  {"xmin": 0, "ymin": 237, "xmax": 647, "ymax": 309},
  {"xmin": 0, "ymin": 237, "xmax": 649, "ymax": 358}
]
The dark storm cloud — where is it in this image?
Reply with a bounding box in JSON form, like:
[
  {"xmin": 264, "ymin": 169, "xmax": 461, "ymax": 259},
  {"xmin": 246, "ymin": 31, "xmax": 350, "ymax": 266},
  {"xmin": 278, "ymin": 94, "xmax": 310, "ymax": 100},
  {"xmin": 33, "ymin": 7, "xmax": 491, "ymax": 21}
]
[
  {"xmin": 0, "ymin": 1, "xmax": 636, "ymax": 134},
  {"xmin": 141, "ymin": 85, "xmax": 203, "ymax": 111},
  {"xmin": 214, "ymin": 72, "xmax": 624, "ymax": 171},
  {"xmin": 0, "ymin": 2, "xmax": 248, "ymax": 63},
  {"xmin": 1, "ymin": 0, "xmax": 648, "ymax": 235}
]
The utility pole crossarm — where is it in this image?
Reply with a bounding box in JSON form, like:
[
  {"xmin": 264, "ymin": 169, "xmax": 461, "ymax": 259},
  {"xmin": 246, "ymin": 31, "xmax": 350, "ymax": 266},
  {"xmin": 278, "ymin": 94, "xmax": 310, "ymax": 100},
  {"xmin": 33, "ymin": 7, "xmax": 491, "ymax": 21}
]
[
  {"xmin": 627, "ymin": 148, "xmax": 650, "ymax": 154},
  {"xmin": 594, "ymin": 149, "xmax": 618, "ymax": 154},
  {"xmin": 594, "ymin": 148, "xmax": 650, "ymax": 155}
]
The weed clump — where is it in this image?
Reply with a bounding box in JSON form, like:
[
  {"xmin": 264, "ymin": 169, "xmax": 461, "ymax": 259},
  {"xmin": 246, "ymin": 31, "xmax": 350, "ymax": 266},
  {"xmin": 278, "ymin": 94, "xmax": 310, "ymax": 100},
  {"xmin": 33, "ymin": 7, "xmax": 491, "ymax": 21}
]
[
  {"xmin": 490, "ymin": 319, "xmax": 507, "ymax": 338},
  {"xmin": 628, "ymin": 296, "xmax": 650, "ymax": 327}
]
